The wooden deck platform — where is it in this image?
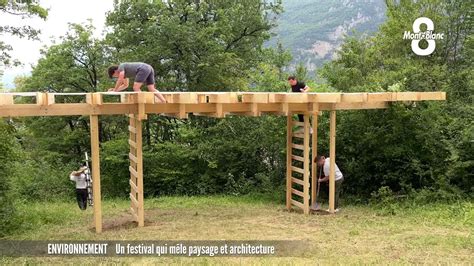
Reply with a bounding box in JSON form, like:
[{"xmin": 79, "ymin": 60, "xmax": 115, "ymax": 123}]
[{"xmin": 0, "ymin": 91, "xmax": 446, "ymax": 119}]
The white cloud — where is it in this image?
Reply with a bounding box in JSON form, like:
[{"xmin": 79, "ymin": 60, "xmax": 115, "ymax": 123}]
[{"xmin": 1, "ymin": 0, "xmax": 114, "ymax": 88}]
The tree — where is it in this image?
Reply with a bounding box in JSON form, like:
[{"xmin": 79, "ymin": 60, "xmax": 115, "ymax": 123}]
[
  {"xmin": 26, "ymin": 23, "xmax": 110, "ymax": 93},
  {"xmin": 0, "ymin": 0, "xmax": 48, "ymax": 66},
  {"xmin": 106, "ymin": 0, "xmax": 283, "ymax": 91},
  {"xmin": 320, "ymin": 0, "xmax": 473, "ymax": 197}
]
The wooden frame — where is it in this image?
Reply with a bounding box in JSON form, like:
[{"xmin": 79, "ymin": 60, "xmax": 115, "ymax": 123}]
[{"xmin": 0, "ymin": 91, "xmax": 446, "ymax": 231}]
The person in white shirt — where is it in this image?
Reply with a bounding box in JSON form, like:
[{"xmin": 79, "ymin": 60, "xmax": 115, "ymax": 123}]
[
  {"xmin": 69, "ymin": 164, "xmax": 89, "ymax": 210},
  {"xmin": 316, "ymin": 155, "xmax": 344, "ymax": 211}
]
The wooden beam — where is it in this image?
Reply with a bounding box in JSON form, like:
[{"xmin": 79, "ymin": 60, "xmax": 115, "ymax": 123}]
[
  {"xmin": 286, "ymin": 113, "xmax": 292, "ymax": 210},
  {"xmin": 329, "ymin": 110, "xmax": 336, "ymax": 213},
  {"xmin": 303, "ymin": 114, "xmax": 310, "ymax": 215},
  {"xmin": 311, "ymin": 112, "xmax": 318, "ymax": 207},
  {"xmin": 90, "ymin": 115, "xmax": 102, "ymax": 233},
  {"xmin": 135, "ymin": 118, "xmax": 144, "ymax": 227}
]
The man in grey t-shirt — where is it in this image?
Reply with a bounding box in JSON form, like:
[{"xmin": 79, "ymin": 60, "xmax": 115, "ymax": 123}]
[{"xmin": 107, "ymin": 62, "xmax": 166, "ymax": 103}]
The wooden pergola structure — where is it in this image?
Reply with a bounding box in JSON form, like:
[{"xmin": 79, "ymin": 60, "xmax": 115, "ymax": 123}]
[{"xmin": 0, "ymin": 91, "xmax": 445, "ymax": 233}]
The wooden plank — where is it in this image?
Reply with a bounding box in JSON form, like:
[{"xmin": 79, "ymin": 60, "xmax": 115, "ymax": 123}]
[
  {"xmin": 291, "ymin": 143, "xmax": 304, "ymax": 150},
  {"xmin": 303, "ymin": 114, "xmax": 310, "ymax": 215},
  {"xmin": 241, "ymin": 93, "xmax": 269, "ymax": 103},
  {"xmin": 129, "ymin": 179, "xmax": 138, "ymax": 194},
  {"xmin": 291, "ymin": 188, "xmax": 305, "ymax": 198},
  {"xmin": 341, "ymin": 93, "xmax": 367, "ymax": 103},
  {"xmin": 291, "ymin": 166, "xmax": 304, "ymax": 174},
  {"xmin": 90, "ymin": 115, "xmax": 102, "ymax": 233},
  {"xmin": 292, "ymin": 177, "xmax": 305, "ymax": 186},
  {"xmin": 311, "ymin": 113, "xmax": 318, "ymax": 206},
  {"xmin": 292, "ymin": 121, "xmax": 304, "ymax": 127},
  {"xmin": 293, "ymin": 133, "xmax": 304, "ymax": 138},
  {"xmin": 319, "ymin": 102, "xmax": 388, "ymax": 110},
  {"xmin": 286, "ymin": 114, "xmax": 292, "ymax": 210},
  {"xmin": 129, "ymin": 153, "xmax": 138, "ymax": 164},
  {"xmin": 291, "ymin": 155, "xmax": 304, "ymax": 162},
  {"xmin": 308, "ymin": 93, "xmax": 341, "ymax": 103},
  {"xmin": 135, "ymin": 118, "xmax": 144, "ymax": 227},
  {"xmin": 128, "ymin": 139, "xmax": 137, "ymax": 149},
  {"xmin": 329, "ymin": 110, "xmax": 336, "ymax": 213},
  {"xmin": 130, "ymin": 193, "xmax": 139, "ymax": 208},
  {"xmin": 130, "ymin": 207, "xmax": 138, "ymax": 221},
  {"xmin": 0, "ymin": 94, "xmax": 13, "ymax": 105},
  {"xmin": 291, "ymin": 199, "xmax": 305, "ymax": 210},
  {"xmin": 129, "ymin": 165, "xmax": 138, "ymax": 178},
  {"xmin": 367, "ymin": 92, "xmax": 393, "ymax": 102},
  {"xmin": 128, "ymin": 125, "xmax": 136, "ymax": 134}
]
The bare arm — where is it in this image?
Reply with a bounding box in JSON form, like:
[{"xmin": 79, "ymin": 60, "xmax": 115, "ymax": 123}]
[
  {"xmin": 301, "ymin": 85, "xmax": 311, "ymax": 92},
  {"xmin": 109, "ymin": 71, "xmax": 128, "ymax": 92}
]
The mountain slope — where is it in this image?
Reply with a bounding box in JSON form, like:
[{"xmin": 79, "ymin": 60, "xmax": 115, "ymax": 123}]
[{"xmin": 269, "ymin": 0, "xmax": 386, "ymax": 71}]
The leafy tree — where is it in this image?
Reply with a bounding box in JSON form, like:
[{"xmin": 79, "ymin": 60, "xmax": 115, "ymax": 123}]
[
  {"xmin": 0, "ymin": 0, "xmax": 48, "ymax": 65},
  {"xmin": 106, "ymin": 0, "xmax": 283, "ymax": 91},
  {"xmin": 320, "ymin": 0, "xmax": 473, "ymax": 198}
]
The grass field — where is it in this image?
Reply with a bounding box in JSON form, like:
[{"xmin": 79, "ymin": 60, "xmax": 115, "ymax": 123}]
[{"xmin": 1, "ymin": 195, "xmax": 473, "ymax": 264}]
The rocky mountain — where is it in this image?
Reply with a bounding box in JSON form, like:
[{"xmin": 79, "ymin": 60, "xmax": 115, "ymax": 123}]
[{"xmin": 269, "ymin": 0, "xmax": 387, "ymax": 71}]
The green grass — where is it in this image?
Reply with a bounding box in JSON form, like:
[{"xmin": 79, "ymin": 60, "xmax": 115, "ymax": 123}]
[{"xmin": 1, "ymin": 195, "xmax": 473, "ymax": 264}]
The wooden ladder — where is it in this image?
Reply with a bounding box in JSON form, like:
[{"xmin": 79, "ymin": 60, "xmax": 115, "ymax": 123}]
[
  {"xmin": 286, "ymin": 113, "xmax": 312, "ymax": 214},
  {"xmin": 128, "ymin": 114, "xmax": 145, "ymax": 226}
]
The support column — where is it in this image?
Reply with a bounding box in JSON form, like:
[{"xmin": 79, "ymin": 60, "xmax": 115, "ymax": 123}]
[
  {"xmin": 311, "ymin": 113, "xmax": 318, "ymax": 206},
  {"xmin": 302, "ymin": 114, "xmax": 310, "ymax": 214},
  {"xmin": 329, "ymin": 110, "xmax": 336, "ymax": 213},
  {"xmin": 129, "ymin": 114, "xmax": 145, "ymax": 227},
  {"xmin": 90, "ymin": 115, "xmax": 102, "ymax": 233},
  {"xmin": 286, "ymin": 113, "xmax": 292, "ymax": 210}
]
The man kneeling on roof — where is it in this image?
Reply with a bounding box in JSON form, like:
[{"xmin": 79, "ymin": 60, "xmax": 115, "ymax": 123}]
[{"xmin": 108, "ymin": 62, "xmax": 167, "ymax": 103}]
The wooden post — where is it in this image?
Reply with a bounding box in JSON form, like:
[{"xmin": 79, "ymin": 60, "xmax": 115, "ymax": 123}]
[
  {"xmin": 136, "ymin": 117, "xmax": 144, "ymax": 226},
  {"xmin": 90, "ymin": 115, "xmax": 102, "ymax": 233},
  {"xmin": 129, "ymin": 114, "xmax": 145, "ymax": 227},
  {"xmin": 329, "ymin": 110, "xmax": 336, "ymax": 213},
  {"xmin": 311, "ymin": 113, "xmax": 318, "ymax": 206},
  {"xmin": 303, "ymin": 114, "xmax": 310, "ymax": 214},
  {"xmin": 286, "ymin": 113, "xmax": 292, "ymax": 210}
]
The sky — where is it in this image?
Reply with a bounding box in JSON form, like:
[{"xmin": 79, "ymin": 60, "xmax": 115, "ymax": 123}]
[{"xmin": 1, "ymin": 0, "xmax": 114, "ymax": 89}]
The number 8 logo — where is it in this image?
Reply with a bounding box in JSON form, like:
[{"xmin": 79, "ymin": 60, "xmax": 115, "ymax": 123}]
[{"xmin": 412, "ymin": 17, "xmax": 436, "ymax": 56}]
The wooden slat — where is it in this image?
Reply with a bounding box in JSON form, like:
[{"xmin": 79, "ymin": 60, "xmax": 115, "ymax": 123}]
[
  {"xmin": 286, "ymin": 114, "xmax": 292, "ymax": 210},
  {"xmin": 291, "ymin": 177, "xmax": 305, "ymax": 186},
  {"xmin": 291, "ymin": 143, "xmax": 304, "ymax": 150},
  {"xmin": 128, "ymin": 139, "xmax": 137, "ymax": 149},
  {"xmin": 291, "ymin": 155, "xmax": 305, "ymax": 162},
  {"xmin": 291, "ymin": 199, "xmax": 305, "ymax": 210},
  {"xmin": 90, "ymin": 115, "xmax": 102, "ymax": 233},
  {"xmin": 291, "ymin": 188, "xmax": 305, "ymax": 198},
  {"xmin": 292, "ymin": 121, "xmax": 304, "ymax": 127},
  {"xmin": 329, "ymin": 110, "xmax": 336, "ymax": 213},
  {"xmin": 130, "ymin": 207, "xmax": 138, "ymax": 221},
  {"xmin": 302, "ymin": 114, "xmax": 310, "ymax": 214},
  {"xmin": 129, "ymin": 153, "xmax": 138, "ymax": 164},
  {"xmin": 291, "ymin": 166, "xmax": 304, "ymax": 174},
  {"xmin": 129, "ymin": 166, "xmax": 138, "ymax": 178},
  {"xmin": 130, "ymin": 192, "xmax": 139, "ymax": 207},
  {"xmin": 311, "ymin": 113, "xmax": 318, "ymax": 207},
  {"xmin": 293, "ymin": 133, "xmax": 304, "ymax": 138},
  {"xmin": 129, "ymin": 179, "xmax": 138, "ymax": 193}
]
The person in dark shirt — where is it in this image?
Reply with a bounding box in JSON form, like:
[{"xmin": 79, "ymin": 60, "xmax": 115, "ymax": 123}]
[{"xmin": 288, "ymin": 76, "xmax": 311, "ymax": 124}]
